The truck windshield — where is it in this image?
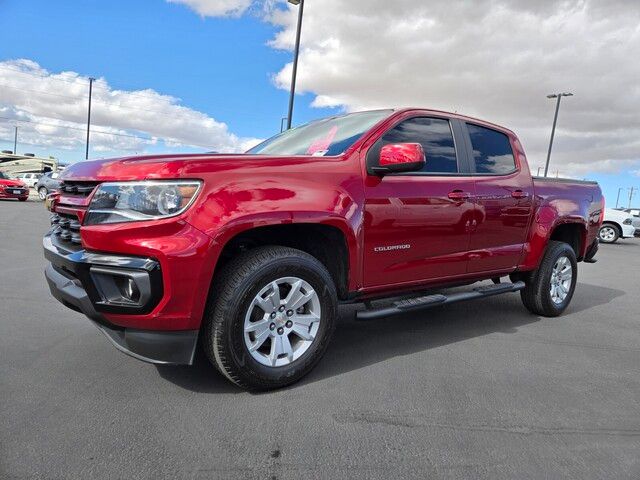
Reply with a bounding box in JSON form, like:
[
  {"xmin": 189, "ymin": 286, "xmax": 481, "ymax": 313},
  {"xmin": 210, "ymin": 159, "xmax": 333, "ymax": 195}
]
[{"xmin": 247, "ymin": 110, "xmax": 393, "ymax": 156}]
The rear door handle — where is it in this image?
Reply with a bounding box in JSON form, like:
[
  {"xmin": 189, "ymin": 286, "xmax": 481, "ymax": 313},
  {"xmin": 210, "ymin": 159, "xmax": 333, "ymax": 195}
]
[
  {"xmin": 448, "ymin": 190, "xmax": 471, "ymax": 201},
  {"xmin": 511, "ymin": 190, "xmax": 528, "ymax": 199}
]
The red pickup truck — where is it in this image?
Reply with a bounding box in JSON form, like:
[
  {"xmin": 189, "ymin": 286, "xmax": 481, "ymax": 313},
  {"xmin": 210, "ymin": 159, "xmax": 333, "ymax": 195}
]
[{"xmin": 44, "ymin": 108, "xmax": 603, "ymax": 390}]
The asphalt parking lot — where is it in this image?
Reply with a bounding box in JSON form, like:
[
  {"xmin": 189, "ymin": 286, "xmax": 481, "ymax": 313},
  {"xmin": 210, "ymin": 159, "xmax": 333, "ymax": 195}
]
[{"xmin": 1, "ymin": 200, "xmax": 639, "ymax": 479}]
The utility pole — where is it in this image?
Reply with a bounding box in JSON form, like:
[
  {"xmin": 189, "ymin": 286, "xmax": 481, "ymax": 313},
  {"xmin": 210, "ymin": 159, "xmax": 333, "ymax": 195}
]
[
  {"xmin": 85, "ymin": 77, "xmax": 95, "ymax": 160},
  {"xmin": 615, "ymin": 187, "xmax": 623, "ymax": 208},
  {"xmin": 544, "ymin": 92, "xmax": 573, "ymax": 177},
  {"xmin": 629, "ymin": 187, "xmax": 637, "ymax": 208},
  {"xmin": 13, "ymin": 126, "xmax": 17, "ymax": 154},
  {"xmin": 286, "ymin": 0, "xmax": 304, "ymax": 130}
]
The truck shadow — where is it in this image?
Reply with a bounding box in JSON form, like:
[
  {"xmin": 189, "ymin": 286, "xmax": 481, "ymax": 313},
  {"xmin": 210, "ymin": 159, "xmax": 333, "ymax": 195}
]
[{"xmin": 154, "ymin": 282, "xmax": 624, "ymax": 393}]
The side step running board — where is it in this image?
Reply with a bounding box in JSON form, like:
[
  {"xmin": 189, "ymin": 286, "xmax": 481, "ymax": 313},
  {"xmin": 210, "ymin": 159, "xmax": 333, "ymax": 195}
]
[{"xmin": 356, "ymin": 281, "xmax": 526, "ymax": 321}]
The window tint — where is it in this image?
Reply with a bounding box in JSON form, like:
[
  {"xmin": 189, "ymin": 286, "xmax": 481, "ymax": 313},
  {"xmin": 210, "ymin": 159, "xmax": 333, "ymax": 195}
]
[
  {"xmin": 375, "ymin": 117, "xmax": 458, "ymax": 174},
  {"xmin": 467, "ymin": 124, "xmax": 516, "ymax": 174}
]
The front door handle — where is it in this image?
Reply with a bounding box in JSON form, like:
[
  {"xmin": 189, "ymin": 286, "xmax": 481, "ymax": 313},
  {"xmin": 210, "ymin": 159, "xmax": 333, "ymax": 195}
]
[
  {"xmin": 511, "ymin": 190, "xmax": 529, "ymax": 199},
  {"xmin": 448, "ymin": 190, "xmax": 471, "ymax": 201}
]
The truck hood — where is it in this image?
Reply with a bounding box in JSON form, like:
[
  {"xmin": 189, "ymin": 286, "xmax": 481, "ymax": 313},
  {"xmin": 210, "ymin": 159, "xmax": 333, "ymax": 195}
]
[{"xmin": 60, "ymin": 153, "xmax": 309, "ymax": 182}]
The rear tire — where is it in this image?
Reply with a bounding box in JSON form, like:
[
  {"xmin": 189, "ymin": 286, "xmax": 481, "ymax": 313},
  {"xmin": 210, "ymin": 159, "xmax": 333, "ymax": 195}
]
[
  {"xmin": 520, "ymin": 241, "xmax": 577, "ymax": 317},
  {"xmin": 598, "ymin": 223, "xmax": 619, "ymax": 243},
  {"xmin": 202, "ymin": 246, "xmax": 337, "ymax": 390}
]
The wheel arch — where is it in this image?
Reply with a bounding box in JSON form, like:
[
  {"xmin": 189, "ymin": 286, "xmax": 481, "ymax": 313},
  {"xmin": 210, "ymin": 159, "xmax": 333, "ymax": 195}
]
[
  {"xmin": 600, "ymin": 221, "xmax": 622, "ymax": 235},
  {"xmin": 548, "ymin": 222, "xmax": 587, "ymax": 260},
  {"xmin": 211, "ymin": 221, "xmax": 353, "ymax": 301}
]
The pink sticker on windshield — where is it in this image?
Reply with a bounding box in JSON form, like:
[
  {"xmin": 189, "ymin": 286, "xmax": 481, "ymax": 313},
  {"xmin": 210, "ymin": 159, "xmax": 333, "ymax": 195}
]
[{"xmin": 306, "ymin": 126, "xmax": 338, "ymax": 155}]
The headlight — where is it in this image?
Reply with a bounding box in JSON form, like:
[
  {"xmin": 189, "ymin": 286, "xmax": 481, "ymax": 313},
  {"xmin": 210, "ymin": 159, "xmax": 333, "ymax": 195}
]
[
  {"xmin": 84, "ymin": 180, "xmax": 202, "ymax": 225},
  {"xmin": 623, "ymin": 218, "xmax": 633, "ymax": 225}
]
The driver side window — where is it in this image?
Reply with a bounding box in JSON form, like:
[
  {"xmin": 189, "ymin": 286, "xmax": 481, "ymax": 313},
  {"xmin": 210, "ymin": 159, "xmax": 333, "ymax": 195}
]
[{"xmin": 368, "ymin": 117, "xmax": 459, "ymax": 174}]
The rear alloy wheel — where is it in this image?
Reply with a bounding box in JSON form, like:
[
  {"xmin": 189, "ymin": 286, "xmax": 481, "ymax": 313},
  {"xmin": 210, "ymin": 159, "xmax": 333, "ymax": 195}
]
[
  {"xmin": 202, "ymin": 246, "xmax": 337, "ymax": 390},
  {"xmin": 598, "ymin": 223, "xmax": 619, "ymax": 243},
  {"xmin": 520, "ymin": 240, "xmax": 577, "ymax": 317},
  {"xmin": 38, "ymin": 187, "xmax": 48, "ymax": 200}
]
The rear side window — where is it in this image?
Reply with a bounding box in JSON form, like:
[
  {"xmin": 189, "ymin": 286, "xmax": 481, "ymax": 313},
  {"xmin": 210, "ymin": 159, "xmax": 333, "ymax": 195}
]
[
  {"xmin": 373, "ymin": 117, "xmax": 458, "ymax": 174},
  {"xmin": 467, "ymin": 124, "xmax": 516, "ymax": 174}
]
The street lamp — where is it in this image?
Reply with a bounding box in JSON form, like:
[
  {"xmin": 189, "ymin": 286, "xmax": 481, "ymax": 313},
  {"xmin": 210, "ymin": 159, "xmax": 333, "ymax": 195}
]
[
  {"xmin": 544, "ymin": 92, "xmax": 573, "ymax": 177},
  {"xmin": 85, "ymin": 77, "xmax": 96, "ymax": 160},
  {"xmin": 615, "ymin": 187, "xmax": 623, "ymax": 208},
  {"xmin": 286, "ymin": 0, "xmax": 304, "ymax": 130}
]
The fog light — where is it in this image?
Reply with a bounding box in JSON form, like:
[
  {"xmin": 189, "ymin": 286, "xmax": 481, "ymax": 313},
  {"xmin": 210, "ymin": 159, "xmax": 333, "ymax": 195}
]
[
  {"xmin": 90, "ymin": 265, "xmax": 153, "ymax": 309},
  {"xmin": 117, "ymin": 277, "xmax": 140, "ymax": 303}
]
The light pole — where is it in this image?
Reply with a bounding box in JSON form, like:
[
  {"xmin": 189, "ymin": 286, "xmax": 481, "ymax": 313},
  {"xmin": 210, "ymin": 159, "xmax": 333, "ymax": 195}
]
[
  {"xmin": 13, "ymin": 126, "xmax": 17, "ymax": 154},
  {"xmin": 629, "ymin": 187, "xmax": 637, "ymax": 208},
  {"xmin": 615, "ymin": 187, "xmax": 623, "ymax": 208},
  {"xmin": 544, "ymin": 92, "xmax": 573, "ymax": 177},
  {"xmin": 85, "ymin": 77, "xmax": 95, "ymax": 160},
  {"xmin": 286, "ymin": 0, "xmax": 304, "ymax": 130}
]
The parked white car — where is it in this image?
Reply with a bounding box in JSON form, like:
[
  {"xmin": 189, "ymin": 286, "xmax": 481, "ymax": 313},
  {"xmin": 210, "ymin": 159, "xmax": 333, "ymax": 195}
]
[
  {"xmin": 599, "ymin": 208, "xmax": 635, "ymax": 243},
  {"xmin": 15, "ymin": 172, "xmax": 42, "ymax": 188},
  {"xmin": 617, "ymin": 208, "xmax": 640, "ymax": 236}
]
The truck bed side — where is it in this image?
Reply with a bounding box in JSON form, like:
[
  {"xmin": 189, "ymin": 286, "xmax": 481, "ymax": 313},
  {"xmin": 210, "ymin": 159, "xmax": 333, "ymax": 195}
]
[{"xmin": 520, "ymin": 177, "xmax": 604, "ymax": 270}]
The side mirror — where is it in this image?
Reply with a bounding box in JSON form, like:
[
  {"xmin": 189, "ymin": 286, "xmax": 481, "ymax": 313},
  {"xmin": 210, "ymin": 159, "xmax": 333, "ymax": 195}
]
[{"xmin": 372, "ymin": 143, "xmax": 426, "ymax": 175}]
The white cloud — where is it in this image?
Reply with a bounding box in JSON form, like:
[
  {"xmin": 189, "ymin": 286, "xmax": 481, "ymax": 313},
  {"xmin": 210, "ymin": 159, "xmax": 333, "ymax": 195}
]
[
  {"xmin": 0, "ymin": 59, "xmax": 260, "ymax": 157},
  {"xmin": 265, "ymin": 0, "xmax": 640, "ymax": 176},
  {"xmin": 167, "ymin": 0, "xmax": 252, "ymax": 17}
]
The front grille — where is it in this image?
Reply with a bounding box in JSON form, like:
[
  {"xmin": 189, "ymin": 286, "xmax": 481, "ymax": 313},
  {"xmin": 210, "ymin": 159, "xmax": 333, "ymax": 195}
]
[
  {"xmin": 50, "ymin": 212, "xmax": 82, "ymax": 248},
  {"xmin": 59, "ymin": 181, "xmax": 99, "ymax": 196},
  {"xmin": 4, "ymin": 186, "xmax": 27, "ymax": 195}
]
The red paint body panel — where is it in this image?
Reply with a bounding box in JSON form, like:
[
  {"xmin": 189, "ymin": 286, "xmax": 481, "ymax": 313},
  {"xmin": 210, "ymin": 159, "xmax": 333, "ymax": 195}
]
[{"xmin": 52, "ymin": 108, "xmax": 603, "ymax": 331}]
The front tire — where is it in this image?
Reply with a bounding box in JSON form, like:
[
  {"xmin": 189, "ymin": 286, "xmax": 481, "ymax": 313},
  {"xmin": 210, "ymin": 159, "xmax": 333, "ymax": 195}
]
[
  {"xmin": 599, "ymin": 223, "xmax": 620, "ymax": 243},
  {"xmin": 202, "ymin": 246, "xmax": 337, "ymax": 390},
  {"xmin": 38, "ymin": 187, "xmax": 48, "ymax": 201},
  {"xmin": 520, "ymin": 241, "xmax": 577, "ymax": 317}
]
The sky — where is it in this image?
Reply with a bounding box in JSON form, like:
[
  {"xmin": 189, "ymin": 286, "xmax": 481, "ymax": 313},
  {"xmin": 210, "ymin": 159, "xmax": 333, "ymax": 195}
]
[{"xmin": 0, "ymin": 0, "xmax": 639, "ymax": 207}]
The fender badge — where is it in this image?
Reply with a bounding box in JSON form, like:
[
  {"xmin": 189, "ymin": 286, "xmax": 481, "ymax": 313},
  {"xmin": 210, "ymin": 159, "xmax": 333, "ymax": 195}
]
[{"xmin": 374, "ymin": 244, "xmax": 411, "ymax": 252}]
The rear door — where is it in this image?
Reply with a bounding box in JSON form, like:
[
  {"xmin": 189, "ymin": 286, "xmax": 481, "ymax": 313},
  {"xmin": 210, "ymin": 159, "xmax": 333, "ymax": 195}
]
[
  {"xmin": 362, "ymin": 114, "xmax": 476, "ymax": 288},
  {"xmin": 461, "ymin": 122, "xmax": 534, "ymax": 273}
]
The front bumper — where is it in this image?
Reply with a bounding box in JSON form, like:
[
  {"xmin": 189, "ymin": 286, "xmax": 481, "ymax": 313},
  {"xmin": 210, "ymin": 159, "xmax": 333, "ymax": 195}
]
[
  {"xmin": 621, "ymin": 224, "xmax": 636, "ymax": 238},
  {"xmin": 44, "ymin": 234, "xmax": 198, "ymax": 365},
  {"xmin": 1, "ymin": 186, "xmax": 29, "ymax": 199}
]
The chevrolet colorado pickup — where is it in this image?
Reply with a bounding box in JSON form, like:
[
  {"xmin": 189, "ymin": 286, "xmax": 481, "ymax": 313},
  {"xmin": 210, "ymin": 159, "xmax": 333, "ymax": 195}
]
[{"xmin": 44, "ymin": 108, "xmax": 603, "ymax": 390}]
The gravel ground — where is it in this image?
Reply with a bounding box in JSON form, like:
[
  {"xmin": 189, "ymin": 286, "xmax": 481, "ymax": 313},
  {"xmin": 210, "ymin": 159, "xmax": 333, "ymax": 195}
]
[{"xmin": 1, "ymin": 200, "xmax": 639, "ymax": 479}]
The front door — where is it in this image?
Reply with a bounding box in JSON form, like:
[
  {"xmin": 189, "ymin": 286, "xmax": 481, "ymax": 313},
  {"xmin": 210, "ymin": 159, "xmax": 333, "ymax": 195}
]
[{"xmin": 363, "ymin": 115, "xmax": 476, "ymax": 288}]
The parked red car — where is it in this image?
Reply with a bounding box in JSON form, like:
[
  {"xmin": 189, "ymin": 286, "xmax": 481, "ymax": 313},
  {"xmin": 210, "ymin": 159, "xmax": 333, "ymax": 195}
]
[
  {"xmin": 43, "ymin": 108, "xmax": 603, "ymax": 389},
  {"xmin": 0, "ymin": 171, "xmax": 29, "ymax": 201}
]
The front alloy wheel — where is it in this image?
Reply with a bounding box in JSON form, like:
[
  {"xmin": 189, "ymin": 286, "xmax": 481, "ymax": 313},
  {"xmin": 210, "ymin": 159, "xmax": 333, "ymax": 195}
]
[
  {"xmin": 202, "ymin": 246, "xmax": 337, "ymax": 390},
  {"xmin": 598, "ymin": 225, "xmax": 619, "ymax": 243},
  {"xmin": 244, "ymin": 277, "xmax": 321, "ymax": 367}
]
